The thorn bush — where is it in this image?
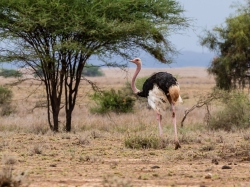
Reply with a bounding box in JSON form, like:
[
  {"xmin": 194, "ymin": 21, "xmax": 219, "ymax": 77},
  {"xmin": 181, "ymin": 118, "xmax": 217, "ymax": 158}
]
[
  {"xmin": 208, "ymin": 91, "xmax": 250, "ymax": 131},
  {"xmin": 90, "ymin": 89, "xmax": 135, "ymax": 114}
]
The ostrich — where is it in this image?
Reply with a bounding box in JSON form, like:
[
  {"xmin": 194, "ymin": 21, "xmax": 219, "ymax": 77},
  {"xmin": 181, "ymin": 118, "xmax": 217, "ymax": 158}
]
[{"xmin": 130, "ymin": 58, "xmax": 183, "ymax": 150}]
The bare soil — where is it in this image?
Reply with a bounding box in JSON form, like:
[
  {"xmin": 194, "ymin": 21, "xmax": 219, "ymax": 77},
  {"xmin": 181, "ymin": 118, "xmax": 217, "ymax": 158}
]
[{"xmin": 1, "ymin": 67, "xmax": 250, "ymax": 187}]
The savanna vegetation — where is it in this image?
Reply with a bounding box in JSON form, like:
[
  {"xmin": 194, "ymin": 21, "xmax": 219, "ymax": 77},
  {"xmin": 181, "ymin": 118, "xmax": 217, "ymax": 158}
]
[
  {"xmin": 1, "ymin": 0, "xmax": 250, "ymax": 186},
  {"xmin": 0, "ymin": 0, "xmax": 188, "ymax": 132}
]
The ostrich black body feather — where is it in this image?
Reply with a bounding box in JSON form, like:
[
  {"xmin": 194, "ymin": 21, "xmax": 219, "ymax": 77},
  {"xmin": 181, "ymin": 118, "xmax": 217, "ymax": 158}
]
[{"xmin": 137, "ymin": 72, "xmax": 178, "ymax": 98}]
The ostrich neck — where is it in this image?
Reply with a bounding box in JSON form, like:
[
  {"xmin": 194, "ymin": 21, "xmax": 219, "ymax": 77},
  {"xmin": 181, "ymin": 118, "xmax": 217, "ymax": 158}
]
[{"xmin": 131, "ymin": 63, "xmax": 141, "ymax": 94}]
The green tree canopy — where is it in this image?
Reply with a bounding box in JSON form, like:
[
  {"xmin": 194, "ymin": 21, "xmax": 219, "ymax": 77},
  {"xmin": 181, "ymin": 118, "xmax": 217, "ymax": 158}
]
[
  {"xmin": 200, "ymin": 1, "xmax": 250, "ymax": 90},
  {"xmin": 0, "ymin": 0, "xmax": 188, "ymax": 131}
]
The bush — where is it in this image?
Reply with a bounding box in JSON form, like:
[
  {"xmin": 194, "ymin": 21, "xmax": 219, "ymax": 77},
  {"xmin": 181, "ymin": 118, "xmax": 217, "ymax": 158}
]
[
  {"xmin": 135, "ymin": 76, "xmax": 149, "ymax": 91},
  {"xmin": 0, "ymin": 69, "xmax": 22, "ymax": 78},
  {"xmin": 82, "ymin": 64, "xmax": 104, "ymax": 77},
  {"xmin": 90, "ymin": 89, "xmax": 135, "ymax": 114},
  {"xmin": 208, "ymin": 91, "xmax": 250, "ymax": 131},
  {"xmin": 0, "ymin": 86, "xmax": 15, "ymax": 116},
  {"xmin": 0, "ymin": 86, "xmax": 13, "ymax": 104},
  {"xmin": 124, "ymin": 76, "xmax": 149, "ymax": 98}
]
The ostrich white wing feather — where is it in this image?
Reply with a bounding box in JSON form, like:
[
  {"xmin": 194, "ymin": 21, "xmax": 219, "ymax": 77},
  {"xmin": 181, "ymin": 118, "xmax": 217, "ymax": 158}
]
[{"xmin": 148, "ymin": 84, "xmax": 168, "ymax": 115}]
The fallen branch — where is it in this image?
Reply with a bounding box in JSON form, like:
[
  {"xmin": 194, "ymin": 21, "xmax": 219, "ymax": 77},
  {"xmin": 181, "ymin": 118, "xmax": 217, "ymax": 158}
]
[{"xmin": 181, "ymin": 90, "xmax": 226, "ymax": 127}]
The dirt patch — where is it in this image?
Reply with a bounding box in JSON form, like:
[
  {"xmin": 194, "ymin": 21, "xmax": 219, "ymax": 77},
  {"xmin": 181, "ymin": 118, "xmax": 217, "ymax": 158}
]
[{"xmin": 1, "ymin": 131, "xmax": 250, "ymax": 187}]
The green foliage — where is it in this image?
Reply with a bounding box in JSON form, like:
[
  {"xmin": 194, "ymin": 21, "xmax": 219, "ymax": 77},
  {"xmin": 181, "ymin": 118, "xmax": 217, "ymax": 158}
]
[
  {"xmin": 0, "ymin": 0, "xmax": 188, "ymax": 131},
  {"xmin": 200, "ymin": 2, "xmax": 250, "ymax": 90},
  {"xmin": 124, "ymin": 134, "xmax": 169, "ymax": 149},
  {"xmin": 136, "ymin": 76, "xmax": 149, "ymax": 91},
  {"xmin": 0, "ymin": 86, "xmax": 12, "ymax": 104},
  {"xmin": 208, "ymin": 91, "xmax": 250, "ymax": 131},
  {"xmin": 207, "ymin": 58, "xmax": 232, "ymax": 90},
  {"xmin": 82, "ymin": 64, "xmax": 104, "ymax": 77},
  {"xmin": 90, "ymin": 89, "xmax": 135, "ymax": 114},
  {"xmin": 0, "ymin": 85, "xmax": 15, "ymax": 116},
  {"xmin": 0, "ymin": 69, "xmax": 22, "ymax": 78}
]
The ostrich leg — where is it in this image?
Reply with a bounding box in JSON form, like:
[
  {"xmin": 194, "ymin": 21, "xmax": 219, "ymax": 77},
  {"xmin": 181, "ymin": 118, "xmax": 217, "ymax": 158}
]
[
  {"xmin": 156, "ymin": 113, "xmax": 163, "ymax": 136},
  {"xmin": 171, "ymin": 104, "xmax": 181, "ymax": 150}
]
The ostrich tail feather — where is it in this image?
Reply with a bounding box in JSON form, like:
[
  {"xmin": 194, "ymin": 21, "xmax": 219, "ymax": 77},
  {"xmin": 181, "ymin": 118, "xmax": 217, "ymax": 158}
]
[{"xmin": 178, "ymin": 95, "xmax": 183, "ymax": 103}]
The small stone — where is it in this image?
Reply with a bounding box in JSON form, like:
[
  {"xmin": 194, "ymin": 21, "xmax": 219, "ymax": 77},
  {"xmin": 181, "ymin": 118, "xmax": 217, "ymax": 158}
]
[
  {"xmin": 205, "ymin": 168, "xmax": 212, "ymax": 172},
  {"xmin": 222, "ymin": 165, "xmax": 232, "ymax": 169},
  {"xmin": 212, "ymin": 158, "xmax": 219, "ymax": 165},
  {"xmin": 204, "ymin": 173, "xmax": 212, "ymax": 179},
  {"xmin": 151, "ymin": 165, "xmax": 160, "ymax": 169}
]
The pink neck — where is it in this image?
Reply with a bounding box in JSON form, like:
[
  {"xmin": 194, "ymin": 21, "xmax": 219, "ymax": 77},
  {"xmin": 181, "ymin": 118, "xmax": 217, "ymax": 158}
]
[{"xmin": 131, "ymin": 63, "xmax": 141, "ymax": 93}]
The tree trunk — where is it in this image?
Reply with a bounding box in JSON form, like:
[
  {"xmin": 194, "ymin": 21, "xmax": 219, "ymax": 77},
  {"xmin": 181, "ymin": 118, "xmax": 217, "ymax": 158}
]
[
  {"xmin": 52, "ymin": 111, "xmax": 59, "ymax": 132},
  {"xmin": 65, "ymin": 109, "xmax": 72, "ymax": 132}
]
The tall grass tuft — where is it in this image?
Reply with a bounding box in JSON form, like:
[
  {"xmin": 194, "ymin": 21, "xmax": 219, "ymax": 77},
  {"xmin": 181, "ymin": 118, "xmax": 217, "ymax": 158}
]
[
  {"xmin": 0, "ymin": 154, "xmax": 24, "ymax": 187},
  {"xmin": 124, "ymin": 134, "xmax": 169, "ymax": 149}
]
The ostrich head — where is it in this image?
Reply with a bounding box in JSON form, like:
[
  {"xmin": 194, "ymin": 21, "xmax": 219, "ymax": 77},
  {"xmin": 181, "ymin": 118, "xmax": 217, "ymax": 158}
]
[{"xmin": 130, "ymin": 58, "xmax": 142, "ymax": 65}]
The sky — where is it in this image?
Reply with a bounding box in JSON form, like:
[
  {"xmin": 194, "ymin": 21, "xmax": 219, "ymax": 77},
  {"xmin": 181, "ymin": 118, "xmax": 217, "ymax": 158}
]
[{"xmin": 171, "ymin": 0, "xmax": 246, "ymax": 53}]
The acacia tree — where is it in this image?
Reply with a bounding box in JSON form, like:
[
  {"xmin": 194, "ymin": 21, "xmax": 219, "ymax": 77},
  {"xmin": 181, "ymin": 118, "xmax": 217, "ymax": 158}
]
[
  {"xmin": 200, "ymin": 1, "xmax": 250, "ymax": 90},
  {"xmin": 0, "ymin": 0, "xmax": 188, "ymax": 132}
]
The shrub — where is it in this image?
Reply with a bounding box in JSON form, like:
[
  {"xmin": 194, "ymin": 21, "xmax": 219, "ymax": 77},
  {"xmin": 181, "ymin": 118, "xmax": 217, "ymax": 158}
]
[
  {"xmin": 0, "ymin": 86, "xmax": 12, "ymax": 104},
  {"xmin": 0, "ymin": 104, "xmax": 16, "ymax": 116},
  {"xmin": 90, "ymin": 89, "xmax": 135, "ymax": 114},
  {"xmin": 135, "ymin": 76, "xmax": 149, "ymax": 91},
  {"xmin": 82, "ymin": 64, "xmax": 104, "ymax": 77},
  {"xmin": 0, "ymin": 86, "xmax": 15, "ymax": 116},
  {"xmin": 0, "ymin": 69, "xmax": 22, "ymax": 78},
  {"xmin": 208, "ymin": 91, "xmax": 250, "ymax": 131}
]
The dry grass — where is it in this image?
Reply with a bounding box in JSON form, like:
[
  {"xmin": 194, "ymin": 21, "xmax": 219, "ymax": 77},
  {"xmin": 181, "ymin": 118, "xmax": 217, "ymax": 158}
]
[{"xmin": 0, "ymin": 67, "xmax": 250, "ymax": 186}]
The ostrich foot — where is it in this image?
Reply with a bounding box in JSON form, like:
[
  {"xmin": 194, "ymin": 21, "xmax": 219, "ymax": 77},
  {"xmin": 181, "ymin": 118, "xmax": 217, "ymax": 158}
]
[{"xmin": 174, "ymin": 141, "xmax": 181, "ymax": 150}]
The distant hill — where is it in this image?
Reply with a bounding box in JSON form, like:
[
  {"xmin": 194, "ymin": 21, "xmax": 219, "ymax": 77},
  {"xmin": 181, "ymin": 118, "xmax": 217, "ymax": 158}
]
[
  {"xmin": 173, "ymin": 51, "xmax": 214, "ymax": 68},
  {"xmin": 134, "ymin": 50, "xmax": 214, "ymax": 68},
  {"xmin": 0, "ymin": 50, "xmax": 214, "ymax": 69}
]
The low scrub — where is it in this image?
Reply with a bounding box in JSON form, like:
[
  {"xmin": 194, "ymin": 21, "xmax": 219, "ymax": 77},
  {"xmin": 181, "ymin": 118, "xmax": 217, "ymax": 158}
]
[
  {"xmin": 0, "ymin": 86, "xmax": 16, "ymax": 116},
  {"xmin": 208, "ymin": 91, "xmax": 250, "ymax": 131},
  {"xmin": 90, "ymin": 89, "xmax": 135, "ymax": 114},
  {"xmin": 0, "ymin": 85, "xmax": 12, "ymax": 104},
  {"xmin": 82, "ymin": 64, "xmax": 104, "ymax": 77},
  {"xmin": 0, "ymin": 69, "xmax": 22, "ymax": 78}
]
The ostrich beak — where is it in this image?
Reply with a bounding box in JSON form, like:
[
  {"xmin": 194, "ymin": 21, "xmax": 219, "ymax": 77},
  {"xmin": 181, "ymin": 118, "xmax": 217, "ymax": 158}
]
[{"xmin": 130, "ymin": 59, "xmax": 135, "ymax": 63}]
